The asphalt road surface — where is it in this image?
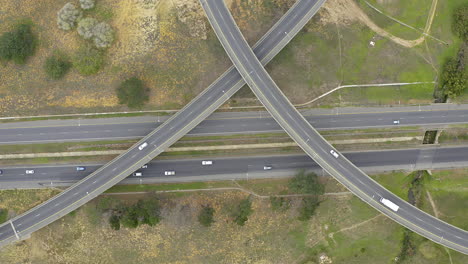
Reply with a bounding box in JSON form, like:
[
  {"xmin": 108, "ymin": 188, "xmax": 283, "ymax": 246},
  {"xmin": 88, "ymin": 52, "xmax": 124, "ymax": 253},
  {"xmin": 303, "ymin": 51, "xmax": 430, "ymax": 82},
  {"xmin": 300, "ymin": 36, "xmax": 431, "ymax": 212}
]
[
  {"xmin": 1, "ymin": 146, "xmax": 468, "ymax": 189},
  {"xmin": 201, "ymin": 0, "xmax": 468, "ymax": 254},
  {"xmin": 0, "ymin": 0, "xmax": 327, "ymax": 248},
  {"xmin": 1, "ymin": 107, "xmax": 468, "ymax": 144}
]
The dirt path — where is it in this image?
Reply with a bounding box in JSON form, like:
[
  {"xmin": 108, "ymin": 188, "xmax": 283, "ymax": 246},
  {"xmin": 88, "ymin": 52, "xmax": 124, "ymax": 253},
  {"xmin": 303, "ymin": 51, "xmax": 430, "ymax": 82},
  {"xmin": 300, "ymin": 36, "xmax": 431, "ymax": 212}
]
[
  {"xmin": 425, "ymin": 190, "xmax": 440, "ymax": 218},
  {"xmin": 326, "ymin": 0, "xmax": 439, "ymax": 48}
]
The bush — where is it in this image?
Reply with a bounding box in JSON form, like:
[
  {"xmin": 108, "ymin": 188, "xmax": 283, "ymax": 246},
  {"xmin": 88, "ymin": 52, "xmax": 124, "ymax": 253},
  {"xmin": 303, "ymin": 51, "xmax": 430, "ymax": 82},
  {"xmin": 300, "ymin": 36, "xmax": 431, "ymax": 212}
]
[
  {"xmin": 232, "ymin": 197, "xmax": 253, "ymax": 226},
  {"xmin": 73, "ymin": 46, "xmax": 104, "ymax": 75},
  {"xmin": 297, "ymin": 196, "xmax": 320, "ymax": 221},
  {"xmin": 270, "ymin": 196, "xmax": 290, "ymax": 211},
  {"xmin": 77, "ymin": 17, "xmax": 98, "ymax": 40},
  {"xmin": 0, "ymin": 209, "xmax": 8, "ymax": 224},
  {"xmin": 80, "ymin": 0, "xmax": 95, "ymax": 10},
  {"xmin": 116, "ymin": 77, "xmax": 149, "ymax": 108},
  {"xmin": 92, "ymin": 22, "xmax": 114, "ymax": 48},
  {"xmin": 118, "ymin": 199, "xmax": 161, "ymax": 229},
  {"xmin": 0, "ymin": 23, "xmax": 37, "ymax": 64},
  {"xmin": 57, "ymin": 3, "xmax": 83, "ymax": 31},
  {"xmin": 452, "ymin": 4, "xmax": 468, "ymax": 41},
  {"xmin": 441, "ymin": 57, "xmax": 467, "ymax": 98},
  {"xmin": 288, "ymin": 170, "xmax": 324, "ymax": 195},
  {"xmin": 44, "ymin": 51, "xmax": 71, "ymax": 79},
  {"xmin": 109, "ymin": 214, "xmax": 120, "ymax": 230},
  {"xmin": 198, "ymin": 205, "xmax": 215, "ymax": 227}
]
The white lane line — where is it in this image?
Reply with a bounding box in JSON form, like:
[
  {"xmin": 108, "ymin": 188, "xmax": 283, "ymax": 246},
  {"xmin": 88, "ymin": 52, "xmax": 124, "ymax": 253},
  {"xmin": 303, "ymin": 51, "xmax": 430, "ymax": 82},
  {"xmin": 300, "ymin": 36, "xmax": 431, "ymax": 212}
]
[
  {"xmin": 112, "ymin": 168, "xmax": 117, "ymax": 172},
  {"xmin": 9, "ymin": 221, "xmax": 19, "ymax": 240},
  {"xmin": 93, "ymin": 181, "xmax": 97, "ymax": 184},
  {"xmin": 35, "ymin": 214, "xmax": 40, "ymax": 218},
  {"xmin": 73, "ymin": 192, "xmax": 79, "ymax": 196}
]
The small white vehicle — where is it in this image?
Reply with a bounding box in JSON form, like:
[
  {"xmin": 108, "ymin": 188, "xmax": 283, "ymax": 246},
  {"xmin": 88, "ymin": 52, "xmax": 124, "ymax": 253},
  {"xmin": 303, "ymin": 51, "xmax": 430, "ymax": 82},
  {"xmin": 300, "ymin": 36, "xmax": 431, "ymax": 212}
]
[
  {"xmin": 138, "ymin": 142, "xmax": 148, "ymax": 150},
  {"xmin": 263, "ymin": 165, "xmax": 272, "ymax": 170},
  {"xmin": 164, "ymin": 170, "xmax": 176, "ymax": 176},
  {"xmin": 202, "ymin": 160, "xmax": 213, "ymax": 165},
  {"xmin": 393, "ymin": 120, "xmax": 400, "ymax": 124},
  {"xmin": 133, "ymin": 172, "xmax": 143, "ymax": 177},
  {"xmin": 141, "ymin": 164, "xmax": 148, "ymax": 169},
  {"xmin": 26, "ymin": 170, "xmax": 35, "ymax": 174},
  {"xmin": 330, "ymin": 149, "xmax": 339, "ymax": 158},
  {"xmin": 380, "ymin": 198, "xmax": 399, "ymax": 212}
]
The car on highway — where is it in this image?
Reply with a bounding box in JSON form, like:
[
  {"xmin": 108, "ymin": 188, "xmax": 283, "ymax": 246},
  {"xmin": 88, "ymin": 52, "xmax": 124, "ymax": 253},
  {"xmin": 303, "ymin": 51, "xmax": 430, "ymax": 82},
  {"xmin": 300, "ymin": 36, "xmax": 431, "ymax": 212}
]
[
  {"xmin": 164, "ymin": 170, "xmax": 176, "ymax": 176},
  {"xmin": 26, "ymin": 170, "xmax": 35, "ymax": 174},
  {"xmin": 393, "ymin": 120, "xmax": 400, "ymax": 124},
  {"xmin": 141, "ymin": 164, "xmax": 148, "ymax": 169},
  {"xmin": 133, "ymin": 172, "xmax": 143, "ymax": 177},
  {"xmin": 263, "ymin": 165, "xmax": 272, "ymax": 170},
  {"xmin": 202, "ymin": 160, "xmax": 213, "ymax": 165},
  {"xmin": 76, "ymin": 166, "xmax": 86, "ymax": 171},
  {"xmin": 138, "ymin": 142, "xmax": 148, "ymax": 150},
  {"xmin": 330, "ymin": 150, "xmax": 339, "ymax": 158},
  {"xmin": 0, "ymin": 169, "xmax": 2, "ymax": 174}
]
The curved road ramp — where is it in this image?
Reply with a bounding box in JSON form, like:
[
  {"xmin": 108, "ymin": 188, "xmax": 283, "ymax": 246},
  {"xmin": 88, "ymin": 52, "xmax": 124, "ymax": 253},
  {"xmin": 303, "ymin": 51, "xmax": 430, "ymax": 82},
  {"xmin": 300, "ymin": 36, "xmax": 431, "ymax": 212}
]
[
  {"xmin": 0, "ymin": 0, "xmax": 327, "ymax": 249},
  {"xmin": 199, "ymin": 0, "xmax": 468, "ymax": 254}
]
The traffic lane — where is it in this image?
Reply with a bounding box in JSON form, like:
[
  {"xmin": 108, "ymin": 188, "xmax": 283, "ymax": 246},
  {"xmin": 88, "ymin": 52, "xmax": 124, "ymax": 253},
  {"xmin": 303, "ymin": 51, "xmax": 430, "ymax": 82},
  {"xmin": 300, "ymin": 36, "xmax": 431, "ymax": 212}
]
[
  {"xmin": 203, "ymin": 0, "xmax": 468, "ymax": 252},
  {"xmin": 2, "ymin": 108, "xmax": 468, "ymax": 144}
]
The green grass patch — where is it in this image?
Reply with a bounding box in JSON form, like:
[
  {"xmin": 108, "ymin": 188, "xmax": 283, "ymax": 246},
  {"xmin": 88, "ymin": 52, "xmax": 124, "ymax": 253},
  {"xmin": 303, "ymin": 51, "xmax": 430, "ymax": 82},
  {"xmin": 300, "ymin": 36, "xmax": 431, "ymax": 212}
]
[{"xmin": 105, "ymin": 181, "xmax": 232, "ymax": 193}]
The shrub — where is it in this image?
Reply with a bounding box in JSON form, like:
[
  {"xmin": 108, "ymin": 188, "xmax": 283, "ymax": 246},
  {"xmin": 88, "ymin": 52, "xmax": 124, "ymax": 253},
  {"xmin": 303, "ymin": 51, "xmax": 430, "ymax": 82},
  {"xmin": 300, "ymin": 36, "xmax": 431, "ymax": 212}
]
[
  {"xmin": 288, "ymin": 170, "xmax": 324, "ymax": 195},
  {"xmin": 73, "ymin": 46, "xmax": 104, "ymax": 75},
  {"xmin": 270, "ymin": 196, "xmax": 290, "ymax": 211},
  {"xmin": 92, "ymin": 22, "xmax": 114, "ymax": 48},
  {"xmin": 0, "ymin": 209, "xmax": 8, "ymax": 224},
  {"xmin": 118, "ymin": 199, "xmax": 161, "ymax": 229},
  {"xmin": 80, "ymin": 0, "xmax": 96, "ymax": 10},
  {"xmin": 0, "ymin": 23, "xmax": 37, "ymax": 64},
  {"xmin": 441, "ymin": 57, "xmax": 466, "ymax": 98},
  {"xmin": 232, "ymin": 197, "xmax": 252, "ymax": 226},
  {"xmin": 44, "ymin": 51, "xmax": 71, "ymax": 79},
  {"xmin": 198, "ymin": 205, "xmax": 215, "ymax": 227},
  {"xmin": 297, "ymin": 196, "xmax": 320, "ymax": 221},
  {"xmin": 77, "ymin": 17, "xmax": 98, "ymax": 40},
  {"xmin": 452, "ymin": 4, "xmax": 468, "ymax": 41},
  {"xmin": 109, "ymin": 214, "xmax": 120, "ymax": 230},
  {"xmin": 116, "ymin": 77, "xmax": 149, "ymax": 108},
  {"xmin": 57, "ymin": 3, "xmax": 83, "ymax": 31}
]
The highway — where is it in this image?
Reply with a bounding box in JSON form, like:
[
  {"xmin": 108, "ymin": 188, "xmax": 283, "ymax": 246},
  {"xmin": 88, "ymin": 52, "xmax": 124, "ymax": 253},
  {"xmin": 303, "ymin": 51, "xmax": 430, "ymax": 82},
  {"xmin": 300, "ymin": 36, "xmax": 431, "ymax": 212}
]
[
  {"xmin": 0, "ymin": 0, "xmax": 327, "ymax": 248},
  {"xmin": 1, "ymin": 146, "xmax": 468, "ymax": 189},
  {"xmin": 1, "ymin": 106, "xmax": 468, "ymax": 144},
  {"xmin": 200, "ymin": 0, "xmax": 468, "ymax": 254}
]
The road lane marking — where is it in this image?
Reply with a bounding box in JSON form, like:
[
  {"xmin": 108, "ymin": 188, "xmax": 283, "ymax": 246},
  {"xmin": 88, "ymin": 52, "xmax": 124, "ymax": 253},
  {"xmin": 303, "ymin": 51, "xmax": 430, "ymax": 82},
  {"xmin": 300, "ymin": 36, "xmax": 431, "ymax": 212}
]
[{"xmin": 9, "ymin": 221, "xmax": 19, "ymax": 240}]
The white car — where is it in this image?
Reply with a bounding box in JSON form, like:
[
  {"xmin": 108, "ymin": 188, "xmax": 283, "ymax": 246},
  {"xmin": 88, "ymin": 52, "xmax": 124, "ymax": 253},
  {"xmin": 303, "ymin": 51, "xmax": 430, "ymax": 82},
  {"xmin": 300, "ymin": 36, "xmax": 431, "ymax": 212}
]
[
  {"xmin": 263, "ymin": 165, "xmax": 272, "ymax": 170},
  {"xmin": 202, "ymin": 160, "xmax": 213, "ymax": 165},
  {"xmin": 141, "ymin": 164, "xmax": 148, "ymax": 169},
  {"xmin": 164, "ymin": 170, "xmax": 176, "ymax": 176},
  {"xmin": 330, "ymin": 150, "xmax": 339, "ymax": 158},
  {"xmin": 393, "ymin": 120, "xmax": 400, "ymax": 124},
  {"xmin": 138, "ymin": 142, "xmax": 148, "ymax": 150},
  {"xmin": 26, "ymin": 170, "xmax": 35, "ymax": 174},
  {"xmin": 133, "ymin": 172, "xmax": 143, "ymax": 177}
]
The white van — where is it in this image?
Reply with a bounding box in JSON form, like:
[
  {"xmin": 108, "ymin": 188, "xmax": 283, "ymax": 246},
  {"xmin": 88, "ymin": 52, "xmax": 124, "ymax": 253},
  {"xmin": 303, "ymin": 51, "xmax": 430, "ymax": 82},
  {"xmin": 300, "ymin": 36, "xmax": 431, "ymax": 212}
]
[
  {"xmin": 202, "ymin": 160, "xmax": 213, "ymax": 165},
  {"xmin": 164, "ymin": 170, "xmax": 176, "ymax": 176}
]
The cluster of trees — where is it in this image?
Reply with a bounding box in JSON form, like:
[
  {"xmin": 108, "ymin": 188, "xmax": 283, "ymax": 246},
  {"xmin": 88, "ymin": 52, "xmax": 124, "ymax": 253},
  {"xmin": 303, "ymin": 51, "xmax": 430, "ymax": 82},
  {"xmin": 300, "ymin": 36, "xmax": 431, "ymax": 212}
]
[
  {"xmin": 57, "ymin": 1, "xmax": 114, "ymax": 49},
  {"xmin": 440, "ymin": 4, "xmax": 467, "ymax": 99},
  {"xmin": 108, "ymin": 198, "xmax": 161, "ymax": 230},
  {"xmin": 0, "ymin": 22, "xmax": 37, "ymax": 65}
]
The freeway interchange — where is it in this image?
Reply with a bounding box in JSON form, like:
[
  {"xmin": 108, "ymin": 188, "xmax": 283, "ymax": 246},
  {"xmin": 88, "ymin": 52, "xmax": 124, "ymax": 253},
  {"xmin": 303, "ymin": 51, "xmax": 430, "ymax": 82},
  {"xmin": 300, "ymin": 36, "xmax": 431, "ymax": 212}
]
[
  {"xmin": 0, "ymin": 0, "xmax": 466, "ymax": 255},
  {"xmin": 200, "ymin": 0, "xmax": 468, "ymax": 253}
]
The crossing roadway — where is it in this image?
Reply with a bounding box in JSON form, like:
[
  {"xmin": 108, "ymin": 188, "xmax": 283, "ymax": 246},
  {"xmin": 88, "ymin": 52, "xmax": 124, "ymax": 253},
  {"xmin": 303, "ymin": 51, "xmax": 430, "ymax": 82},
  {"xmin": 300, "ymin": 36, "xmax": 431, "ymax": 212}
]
[
  {"xmin": 0, "ymin": 0, "xmax": 328, "ymax": 248},
  {"xmin": 199, "ymin": 0, "xmax": 468, "ymax": 254}
]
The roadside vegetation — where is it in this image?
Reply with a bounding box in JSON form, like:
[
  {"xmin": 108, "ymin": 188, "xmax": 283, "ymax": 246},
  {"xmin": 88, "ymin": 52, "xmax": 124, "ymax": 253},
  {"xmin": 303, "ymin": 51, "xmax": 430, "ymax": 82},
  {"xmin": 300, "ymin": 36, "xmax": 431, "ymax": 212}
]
[
  {"xmin": 44, "ymin": 51, "xmax": 72, "ymax": 79},
  {"xmin": 198, "ymin": 205, "xmax": 215, "ymax": 227},
  {"xmin": 116, "ymin": 77, "xmax": 150, "ymax": 108},
  {"xmin": 0, "ymin": 209, "xmax": 7, "ymax": 224},
  {"xmin": 0, "ymin": 21, "xmax": 37, "ymax": 65}
]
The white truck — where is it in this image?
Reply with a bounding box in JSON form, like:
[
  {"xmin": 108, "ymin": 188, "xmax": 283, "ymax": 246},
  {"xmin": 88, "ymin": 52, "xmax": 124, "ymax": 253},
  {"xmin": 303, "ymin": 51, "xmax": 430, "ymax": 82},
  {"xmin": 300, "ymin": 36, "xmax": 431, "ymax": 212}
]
[{"xmin": 380, "ymin": 198, "xmax": 399, "ymax": 212}]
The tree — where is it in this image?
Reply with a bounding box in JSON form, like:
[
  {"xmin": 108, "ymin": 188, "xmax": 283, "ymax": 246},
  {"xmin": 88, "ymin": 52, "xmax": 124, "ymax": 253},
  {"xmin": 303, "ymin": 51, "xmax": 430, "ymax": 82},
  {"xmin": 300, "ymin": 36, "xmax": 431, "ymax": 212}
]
[
  {"xmin": 120, "ymin": 206, "xmax": 139, "ymax": 228},
  {"xmin": 452, "ymin": 4, "xmax": 468, "ymax": 41},
  {"xmin": 109, "ymin": 214, "xmax": 120, "ymax": 230},
  {"xmin": 57, "ymin": 3, "xmax": 83, "ymax": 31},
  {"xmin": 73, "ymin": 46, "xmax": 104, "ymax": 75},
  {"xmin": 138, "ymin": 199, "xmax": 161, "ymax": 227},
  {"xmin": 77, "ymin": 17, "xmax": 98, "ymax": 40},
  {"xmin": 80, "ymin": 0, "xmax": 95, "ymax": 10},
  {"xmin": 232, "ymin": 197, "xmax": 253, "ymax": 226},
  {"xmin": 116, "ymin": 77, "xmax": 150, "ymax": 108},
  {"xmin": 288, "ymin": 170, "xmax": 324, "ymax": 195},
  {"xmin": 0, "ymin": 23, "xmax": 37, "ymax": 64},
  {"xmin": 92, "ymin": 22, "xmax": 114, "ymax": 49},
  {"xmin": 198, "ymin": 205, "xmax": 215, "ymax": 227},
  {"xmin": 441, "ymin": 57, "xmax": 467, "ymax": 98},
  {"xmin": 44, "ymin": 51, "xmax": 71, "ymax": 79},
  {"xmin": 297, "ymin": 196, "xmax": 320, "ymax": 221}
]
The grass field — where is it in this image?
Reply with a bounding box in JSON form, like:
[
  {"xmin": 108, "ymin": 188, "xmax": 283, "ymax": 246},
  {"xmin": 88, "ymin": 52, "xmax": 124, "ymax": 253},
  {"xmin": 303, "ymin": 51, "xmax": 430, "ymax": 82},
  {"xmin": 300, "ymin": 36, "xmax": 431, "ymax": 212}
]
[{"xmin": 0, "ymin": 169, "xmax": 467, "ymax": 263}]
